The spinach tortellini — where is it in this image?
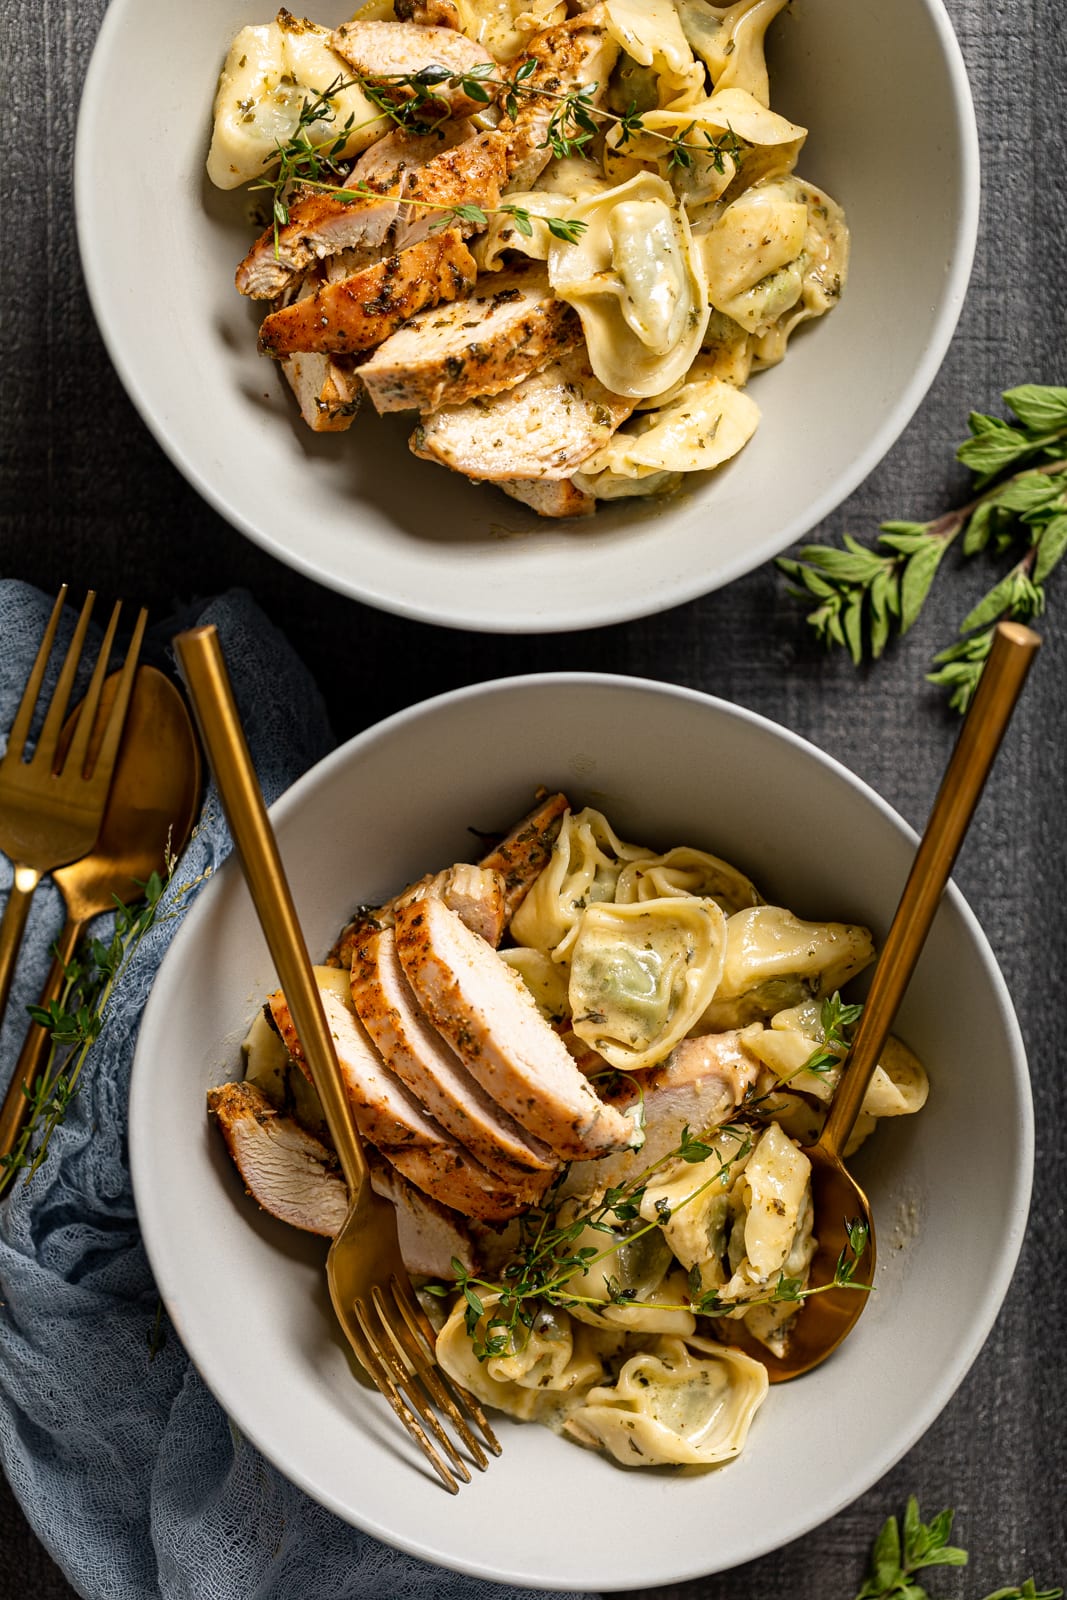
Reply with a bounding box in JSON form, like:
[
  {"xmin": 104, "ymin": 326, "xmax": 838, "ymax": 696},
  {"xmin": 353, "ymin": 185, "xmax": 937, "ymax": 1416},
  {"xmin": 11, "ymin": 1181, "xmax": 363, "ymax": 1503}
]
[{"xmin": 564, "ymin": 1336, "xmax": 768, "ymax": 1467}]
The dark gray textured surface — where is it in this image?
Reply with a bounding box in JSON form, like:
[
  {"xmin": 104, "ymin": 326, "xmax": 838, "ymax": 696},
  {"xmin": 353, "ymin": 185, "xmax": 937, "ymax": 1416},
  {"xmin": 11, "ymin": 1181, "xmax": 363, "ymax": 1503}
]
[{"xmin": 1, "ymin": 0, "xmax": 1065, "ymax": 1594}]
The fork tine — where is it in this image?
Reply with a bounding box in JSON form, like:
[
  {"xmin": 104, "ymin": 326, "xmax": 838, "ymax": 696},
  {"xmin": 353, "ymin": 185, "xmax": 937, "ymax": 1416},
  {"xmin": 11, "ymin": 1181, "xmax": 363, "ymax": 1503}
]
[
  {"xmin": 387, "ymin": 1281, "xmax": 494, "ymax": 1468},
  {"xmin": 351, "ymin": 1300, "xmax": 462, "ymax": 1494},
  {"xmin": 62, "ymin": 600, "xmax": 122, "ymax": 777},
  {"xmin": 32, "ymin": 591, "xmax": 96, "ymax": 772},
  {"xmin": 85, "ymin": 607, "xmax": 148, "ymax": 782},
  {"xmin": 369, "ymin": 1284, "xmax": 475, "ymax": 1480},
  {"xmin": 393, "ymin": 1280, "xmax": 502, "ymax": 1457},
  {"xmin": 5, "ymin": 585, "xmax": 69, "ymax": 764}
]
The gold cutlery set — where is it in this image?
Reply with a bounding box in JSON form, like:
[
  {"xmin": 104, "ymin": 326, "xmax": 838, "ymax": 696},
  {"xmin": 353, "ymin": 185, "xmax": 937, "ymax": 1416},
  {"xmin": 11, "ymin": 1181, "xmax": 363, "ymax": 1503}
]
[{"xmin": 0, "ymin": 590, "xmax": 1040, "ymax": 1488}]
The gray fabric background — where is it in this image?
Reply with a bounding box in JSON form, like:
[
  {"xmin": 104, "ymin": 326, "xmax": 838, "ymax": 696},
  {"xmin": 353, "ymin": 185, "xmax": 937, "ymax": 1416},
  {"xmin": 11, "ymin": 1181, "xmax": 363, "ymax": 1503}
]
[{"xmin": 1, "ymin": 0, "xmax": 1065, "ymax": 1594}]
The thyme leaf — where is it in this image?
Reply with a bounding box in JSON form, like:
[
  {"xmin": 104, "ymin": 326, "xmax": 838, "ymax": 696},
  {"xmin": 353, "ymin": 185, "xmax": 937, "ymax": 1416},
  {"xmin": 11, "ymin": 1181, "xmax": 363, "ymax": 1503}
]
[{"xmin": 778, "ymin": 385, "xmax": 1067, "ymax": 710}]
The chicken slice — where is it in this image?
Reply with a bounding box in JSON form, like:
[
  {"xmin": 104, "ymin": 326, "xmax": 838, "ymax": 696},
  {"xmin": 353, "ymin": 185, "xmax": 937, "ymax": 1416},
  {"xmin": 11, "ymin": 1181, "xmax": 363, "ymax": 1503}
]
[
  {"xmin": 498, "ymin": 476, "xmax": 596, "ymax": 518},
  {"xmin": 281, "ymin": 351, "xmax": 363, "ymax": 432},
  {"xmin": 391, "ymin": 863, "xmax": 508, "ymax": 946},
  {"xmin": 369, "ymin": 1158, "xmax": 477, "ymax": 1276},
  {"xmin": 258, "ymin": 230, "xmax": 478, "ymax": 357},
  {"xmin": 391, "ymin": 130, "xmax": 508, "ymax": 250},
  {"xmin": 562, "ymin": 1028, "xmax": 763, "ymax": 1198},
  {"xmin": 410, "ymin": 348, "xmax": 633, "ymax": 480},
  {"xmin": 208, "ymin": 1079, "xmax": 478, "ymax": 1271},
  {"xmin": 236, "ymin": 188, "xmax": 402, "ymax": 301},
  {"xmin": 352, "ymin": 923, "xmax": 559, "ymax": 1188},
  {"xmin": 208, "ymin": 1079, "xmax": 349, "ymax": 1238},
  {"xmin": 478, "ymin": 789, "xmax": 569, "ymax": 922},
  {"xmin": 502, "ymin": 6, "xmax": 620, "ymax": 189},
  {"xmin": 395, "ymin": 896, "xmax": 635, "ymax": 1160},
  {"xmin": 330, "ymin": 19, "xmax": 497, "ymax": 118},
  {"xmin": 268, "ymin": 980, "xmax": 529, "ymax": 1220},
  {"xmin": 235, "ymin": 119, "xmax": 484, "ymax": 300},
  {"xmin": 358, "ymin": 266, "xmax": 581, "ymax": 413}
]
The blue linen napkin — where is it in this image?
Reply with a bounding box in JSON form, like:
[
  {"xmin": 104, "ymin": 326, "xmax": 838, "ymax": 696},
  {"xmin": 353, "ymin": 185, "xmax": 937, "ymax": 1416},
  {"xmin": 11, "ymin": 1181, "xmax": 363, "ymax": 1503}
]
[{"xmin": 0, "ymin": 580, "xmax": 580, "ymax": 1600}]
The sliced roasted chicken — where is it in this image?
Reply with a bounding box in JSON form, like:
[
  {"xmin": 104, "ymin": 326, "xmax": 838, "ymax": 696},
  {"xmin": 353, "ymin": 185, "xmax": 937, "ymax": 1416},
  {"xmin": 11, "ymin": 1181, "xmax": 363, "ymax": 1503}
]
[
  {"xmin": 330, "ymin": 19, "xmax": 497, "ymax": 118},
  {"xmin": 208, "ymin": 1078, "xmax": 477, "ymax": 1274},
  {"xmin": 207, "ymin": 1078, "xmax": 349, "ymax": 1238},
  {"xmin": 236, "ymin": 188, "xmax": 401, "ymax": 301},
  {"xmin": 392, "ymin": 130, "xmax": 507, "ymax": 250},
  {"xmin": 268, "ymin": 978, "xmax": 530, "ymax": 1220},
  {"xmin": 352, "ymin": 923, "xmax": 558, "ymax": 1187},
  {"xmin": 563, "ymin": 1028, "xmax": 764, "ymax": 1197},
  {"xmin": 498, "ymin": 476, "xmax": 596, "ymax": 518},
  {"xmin": 391, "ymin": 863, "xmax": 508, "ymax": 946},
  {"xmin": 281, "ymin": 351, "xmax": 363, "ymax": 433},
  {"xmin": 411, "ymin": 347, "xmax": 633, "ymax": 480},
  {"xmin": 258, "ymin": 230, "xmax": 478, "ymax": 357},
  {"xmin": 477, "ymin": 789, "xmax": 569, "ymax": 921},
  {"xmin": 395, "ymin": 896, "xmax": 635, "ymax": 1160},
  {"xmin": 358, "ymin": 266, "xmax": 581, "ymax": 413},
  {"xmin": 368, "ymin": 1158, "xmax": 477, "ymax": 1276},
  {"xmin": 502, "ymin": 6, "xmax": 620, "ymax": 189}
]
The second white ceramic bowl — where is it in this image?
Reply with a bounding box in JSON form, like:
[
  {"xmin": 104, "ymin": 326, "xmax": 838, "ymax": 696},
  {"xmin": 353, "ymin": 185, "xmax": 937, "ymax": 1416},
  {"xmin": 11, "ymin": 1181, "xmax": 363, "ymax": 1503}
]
[{"xmin": 130, "ymin": 674, "xmax": 1030, "ymax": 1591}]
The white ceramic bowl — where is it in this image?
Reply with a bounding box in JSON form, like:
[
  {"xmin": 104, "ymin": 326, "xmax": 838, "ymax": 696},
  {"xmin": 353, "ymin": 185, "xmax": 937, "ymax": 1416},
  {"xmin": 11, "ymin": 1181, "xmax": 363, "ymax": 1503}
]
[
  {"xmin": 76, "ymin": 0, "xmax": 978, "ymax": 632},
  {"xmin": 130, "ymin": 675, "xmax": 1031, "ymax": 1591}
]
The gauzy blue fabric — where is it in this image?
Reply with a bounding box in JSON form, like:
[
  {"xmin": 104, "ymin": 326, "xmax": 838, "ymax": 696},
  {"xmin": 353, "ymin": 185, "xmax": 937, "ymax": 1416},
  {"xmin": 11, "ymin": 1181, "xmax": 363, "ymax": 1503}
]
[{"xmin": 0, "ymin": 582, "xmax": 581, "ymax": 1600}]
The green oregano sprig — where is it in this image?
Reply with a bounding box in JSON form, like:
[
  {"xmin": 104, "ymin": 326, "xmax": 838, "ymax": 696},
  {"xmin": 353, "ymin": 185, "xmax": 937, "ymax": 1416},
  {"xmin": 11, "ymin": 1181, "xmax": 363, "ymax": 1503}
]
[
  {"xmin": 854, "ymin": 1496, "xmax": 1061, "ymax": 1600},
  {"xmin": 778, "ymin": 385, "xmax": 1067, "ymax": 711}
]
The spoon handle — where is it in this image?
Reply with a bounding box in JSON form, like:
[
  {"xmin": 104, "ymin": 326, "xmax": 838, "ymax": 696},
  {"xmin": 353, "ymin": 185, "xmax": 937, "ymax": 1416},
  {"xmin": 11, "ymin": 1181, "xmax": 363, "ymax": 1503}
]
[
  {"xmin": 821, "ymin": 621, "xmax": 1041, "ymax": 1161},
  {"xmin": 0, "ymin": 918, "xmax": 82, "ymax": 1163}
]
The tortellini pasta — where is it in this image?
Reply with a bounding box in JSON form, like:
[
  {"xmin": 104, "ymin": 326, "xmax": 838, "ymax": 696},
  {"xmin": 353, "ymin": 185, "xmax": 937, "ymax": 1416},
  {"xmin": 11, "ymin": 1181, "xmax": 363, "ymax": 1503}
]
[
  {"xmin": 675, "ymin": 0, "xmax": 791, "ymax": 106},
  {"xmin": 568, "ymin": 897, "xmax": 727, "ymax": 1070},
  {"xmin": 614, "ymin": 845, "xmax": 761, "ymax": 916},
  {"xmin": 604, "ymin": 0, "xmax": 706, "ymax": 108},
  {"xmin": 546, "ymin": 174, "xmax": 711, "ymax": 399},
  {"xmin": 509, "ymin": 806, "xmax": 650, "ymax": 961},
  {"xmin": 564, "ymin": 1335, "xmax": 768, "ymax": 1466},
  {"xmin": 700, "ymin": 905, "xmax": 875, "ymax": 1030},
  {"xmin": 574, "ymin": 376, "xmax": 760, "ymax": 485}
]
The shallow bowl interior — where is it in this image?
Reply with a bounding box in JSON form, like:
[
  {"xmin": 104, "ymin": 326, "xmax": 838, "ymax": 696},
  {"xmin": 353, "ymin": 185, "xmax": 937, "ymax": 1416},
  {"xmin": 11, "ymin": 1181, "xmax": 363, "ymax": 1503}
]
[
  {"xmin": 130, "ymin": 675, "xmax": 1031, "ymax": 1592},
  {"xmin": 76, "ymin": 0, "xmax": 978, "ymax": 631}
]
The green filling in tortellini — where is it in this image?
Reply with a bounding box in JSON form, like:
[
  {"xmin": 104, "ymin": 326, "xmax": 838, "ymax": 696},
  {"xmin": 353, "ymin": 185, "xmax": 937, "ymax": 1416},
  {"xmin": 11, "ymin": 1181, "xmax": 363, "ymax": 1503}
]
[{"xmin": 568, "ymin": 896, "xmax": 727, "ymax": 1070}]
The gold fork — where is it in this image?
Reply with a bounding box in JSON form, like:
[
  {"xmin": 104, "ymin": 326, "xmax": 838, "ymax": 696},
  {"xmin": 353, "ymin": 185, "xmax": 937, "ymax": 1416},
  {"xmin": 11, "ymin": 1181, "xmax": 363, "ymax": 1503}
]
[
  {"xmin": 174, "ymin": 624, "xmax": 500, "ymax": 1493},
  {"xmin": 0, "ymin": 587, "xmax": 147, "ymax": 1028}
]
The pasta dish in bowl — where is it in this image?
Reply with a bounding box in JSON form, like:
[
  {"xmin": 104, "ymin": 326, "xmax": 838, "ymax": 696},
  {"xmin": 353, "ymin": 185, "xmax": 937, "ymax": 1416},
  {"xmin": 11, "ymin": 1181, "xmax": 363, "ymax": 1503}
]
[
  {"xmin": 207, "ymin": 0, "xmax": 849, "ymax": 518},
  {"xmin": 129, "ymin": 675, "xmax": 1030, "ymax": 1588},
  {"xmin": 77, "ymin": 0, "xmax": 978, "ymax": 627}
]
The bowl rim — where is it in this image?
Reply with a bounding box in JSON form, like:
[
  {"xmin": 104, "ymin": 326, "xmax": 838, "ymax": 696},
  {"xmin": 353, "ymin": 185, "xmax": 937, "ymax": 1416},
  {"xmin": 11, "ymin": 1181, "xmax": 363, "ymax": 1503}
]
[
  {"xmin": 74, "ymin": 1, "xmax": 981, "ymax": 634},
  {"xmin": 129, "ymin": 671, "xmax": 1033, "ymax": 1588}
]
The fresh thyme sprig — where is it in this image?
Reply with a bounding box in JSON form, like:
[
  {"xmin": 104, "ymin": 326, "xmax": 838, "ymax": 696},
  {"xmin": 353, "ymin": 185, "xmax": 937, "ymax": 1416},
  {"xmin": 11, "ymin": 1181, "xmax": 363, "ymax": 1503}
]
[
  {"xmin": 778, "ymin": 386, "xmax": 1067, "ymax": 711},
  {"xmin": 854, "ymin": 1496, "xmax": 1062, "ymax": 1600},
  {"xmin": 0, "ymin": 850, "xmax": 204, "ymax": 1199},
  {"xmin": 802, "ymin": 991, "xmax": 863, "ymax": 1076},
  {"xmin": 366, "ymin": 59, "xmax": 744, "ymax": 173},
  {"xmin": 283, "ymin": 174, "xmax": 587, "ymax": 244},
  {"xmin": 251, "ymin": 73, "xmax": 585, "ymax": 249},
  {"xmin": 426, "ymin": 1124, "xmax": 871, "ymax": 1360}
]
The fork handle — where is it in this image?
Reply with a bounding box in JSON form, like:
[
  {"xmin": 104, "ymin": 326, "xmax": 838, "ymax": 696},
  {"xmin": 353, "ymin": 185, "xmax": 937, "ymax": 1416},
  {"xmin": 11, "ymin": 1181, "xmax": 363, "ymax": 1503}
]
[
  {"xmin": 0, "ymin": 864, "xmax": 41, "ymax": 1033},
  {"xmin": 0, "ymin": 916, "xmax": 81, "ymax": 1162},
  {"xmin": 174, "ymin": 626, "xmax": 370, "ymax": 1196}
]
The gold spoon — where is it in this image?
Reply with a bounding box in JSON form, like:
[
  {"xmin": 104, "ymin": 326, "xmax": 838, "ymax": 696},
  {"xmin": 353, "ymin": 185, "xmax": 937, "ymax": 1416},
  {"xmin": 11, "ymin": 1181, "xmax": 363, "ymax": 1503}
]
[
  {"xmin": 737, "ymin": 621, "xmax": 1041, "ymax": 1382},
  {"xmin": 0, "ymin": 665, "xmax": 202, "ymax": 1163}
]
